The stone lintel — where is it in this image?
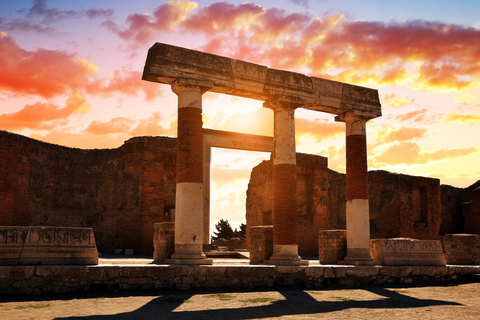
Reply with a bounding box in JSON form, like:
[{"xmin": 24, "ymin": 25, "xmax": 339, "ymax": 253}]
[{"xmin": 143, "ymin": 42, "xmax": 381, "ymax": 118}]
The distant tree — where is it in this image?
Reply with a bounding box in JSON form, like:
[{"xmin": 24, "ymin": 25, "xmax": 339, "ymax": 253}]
[
  {"xmin": 234, "ymin": 223, "xmax": 246, "ymax": 238},
  {"xmin": 212, "ymin": 219, "xmax": 235, "ymax": 240}
]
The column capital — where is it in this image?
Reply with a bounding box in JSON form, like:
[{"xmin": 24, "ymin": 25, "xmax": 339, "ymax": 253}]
[
  {"xmin": 171, "ymin": 78, "xmax": 213, "ymax": 95},
  {"xmin": 263, "ymin": 98, "xmax": 301, "ymax": 112},
  {"xmin": 335, "ymin": 112, "xmax": 371, "ymax": 136}
]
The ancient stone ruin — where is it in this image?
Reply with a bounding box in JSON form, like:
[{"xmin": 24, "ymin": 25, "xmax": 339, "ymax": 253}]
[
  {"xmin": 142, "ymin": 42, "xmax": 381, "ymax": 265},
  {"xmin": 0, "ymin": 43, "xmax": 478, "ymax": 269}
]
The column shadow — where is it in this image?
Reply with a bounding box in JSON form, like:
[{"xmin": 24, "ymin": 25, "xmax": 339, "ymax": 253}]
[{"xmin": 51, "ymin": 285, "xmax": 462, "ymax": 320}]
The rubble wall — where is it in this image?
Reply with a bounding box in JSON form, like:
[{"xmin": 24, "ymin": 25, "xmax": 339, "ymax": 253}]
[{"xmin": 0, "ymin": 131, "xmax": 176, "ymax": 254}]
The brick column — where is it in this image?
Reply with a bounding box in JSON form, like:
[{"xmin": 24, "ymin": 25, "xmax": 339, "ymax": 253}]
[
  {"xmin": 337, "ymin": 112, "xmax": 377, "ymax": 265},
  {"xmin": 264, "ymin": 100, "xmax": 308, "ymax": 266},
  {"xmin": 167, "ymin": 78, "xmax": 213, "ymax": 265}
]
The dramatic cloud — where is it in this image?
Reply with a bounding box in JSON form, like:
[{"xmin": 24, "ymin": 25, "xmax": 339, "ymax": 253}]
[
  {"xmin": 395, "ymin": 108, "xmax": 429, "ymax": 123},
  {"xmin": 375, "ymin": 142, "xmax": 478, "ymax": 166},
  {"xmin": 104, "ymin": 0, "xmax": 197, "ymax": 44},
  {"xmin": 211, "ymin": 167, "xmax": 251, "ymax": 188},
  {"xmin": 85, "ymin": 117, "xmax": 135, "ymax": 135},
  {"xmin": 0, "ymin": 32, "xmax": 97, "ymax": 98},
  {"xmin": 443, "ymin": 112, "xmax": 480, "ymax": 125},
  {"xmin": 377, "ymin": 127, "xmax": 428, "ymax": 143},
  {"xmin": 295, "ymin": 118, "xmax": 344, "ymax": 142},
  {"xmin": 0, "ymin": 92, "xmax": 89, "ymax": 130},
  {"xmin": 86, "ymin": 71, "xmax": 163, "ymax": 101},
  {"xmin": 129, "ymin": 112, "xmax": 175, "ymax": 137},
  {"xmin": 382, "ymin": 93, "xmax": 415, "ymax": 108}
]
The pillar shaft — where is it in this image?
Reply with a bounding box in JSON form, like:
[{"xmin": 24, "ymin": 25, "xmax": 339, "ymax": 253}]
[
  {"xmin": 343, "ymin": 112, "xmax": 375, "ymax": 264},
  {"xmin": 168, "ymin": 79, "xmax": 212, "ymax": 265},
  {"xmin": 264, "ymin": 100, "xmax": 307, "ymax": 265}
]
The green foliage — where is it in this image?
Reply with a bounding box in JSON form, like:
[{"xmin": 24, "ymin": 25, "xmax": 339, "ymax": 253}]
[
  {"xmin": 330, "ymin": 296, "xmax": 352, "ymax": 301},
  {"xmin": 206, "ymin": 293, "xmax": 235, "ymax": 300},
  {"xmin": 240, "ymin": 297, "xmax": 274, "ymax": 303},
  {"xmin": 14, "ymin": 304, "xmax": 50, "ymax": 309}
]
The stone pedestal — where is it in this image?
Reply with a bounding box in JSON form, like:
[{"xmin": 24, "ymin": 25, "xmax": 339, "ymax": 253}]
[
  {"xmin": 249, "ymin": 226, "xmax": 273, "ymax": 264},
  {"xmin": 371, "ymin": 238, "xmax": 446, "ymax": 266},
  {"xmin": 0, "ymin": 226, "xmax": 98, "ymax": 265},
  {"xmin": 318, "ymin": 230, "xmax": 346, "ymax": 265},
  {"xmin": 167, "ymin": 79, "xmax": 213, "ymax": 265},
  {"xmin": 153, "ymin": 223, "xmax": 175, "ymax": 263}
]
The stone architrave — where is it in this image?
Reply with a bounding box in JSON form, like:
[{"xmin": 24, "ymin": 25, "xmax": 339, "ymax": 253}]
[
  {"xmin": 143, "ymin": 43, "xmax": 381, "ymax": 118},
  {"xmin": 371, "ymin": 238, "xmax": 446, "ymax": 266},
  {"xmin": 0, "ymin": 226, "xmax": 98, "ymax": 265}
]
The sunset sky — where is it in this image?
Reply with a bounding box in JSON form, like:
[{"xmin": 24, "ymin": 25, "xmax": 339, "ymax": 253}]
[{"xmin": 1, "ymin": 0, "xmax": 479, "ymax": 233}]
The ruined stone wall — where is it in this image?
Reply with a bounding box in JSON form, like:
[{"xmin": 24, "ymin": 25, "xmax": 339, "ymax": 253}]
[
  {"xmin": 246, "ymin": 155, "xmax": 443, "ymax": 256},
  {"xmin": 246, "ymin": 154, "xmax": 330, "ymax": 255},
  {"xmin": 440, "ymin": 181, "xmax": 480, "ymax": 235},
  {"xmin": 0, "ymin": 131, "xmax": 176, "ymax": 255}
]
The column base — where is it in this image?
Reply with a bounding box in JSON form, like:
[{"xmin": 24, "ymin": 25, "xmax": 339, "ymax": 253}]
[
  {"xmin": 339, "ymin": 248, "xmax": 380, "ymax": 266},
  {"xmin": 263, "ymin": 244, "xmax": 309, "ymax": 266},
  {"xmin": 166, "ymin": 252, "xmax": 213, "ymax": 265},
  {"xmin": 166, "ymin": 244, "xmax": 213, "ymax": 265}
]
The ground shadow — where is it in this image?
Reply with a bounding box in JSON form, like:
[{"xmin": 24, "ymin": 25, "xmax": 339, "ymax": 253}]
[{"xmin": 48, "ymin": 284, "xmax": 462, "ymax": 320}]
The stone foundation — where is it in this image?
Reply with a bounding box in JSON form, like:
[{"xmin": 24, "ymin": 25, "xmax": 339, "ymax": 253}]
[
  {"xmin": 444, "ymin": 234, "xmax": 480, "ymax": 265},
  {"xmin": 318, "ymin": 230, "xmax": 347, "ymax": 264},
  {"xmin": 0, "ymin": 226, "xmax": 98, "ymax": 265},
  {"xmin": 1, "ymin": 264, "xmax": 478, "ymax": 295}
]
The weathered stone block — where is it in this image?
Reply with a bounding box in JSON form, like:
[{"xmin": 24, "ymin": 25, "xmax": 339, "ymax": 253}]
[
  {"xmin": 153, "ymin": 222, "xmax": 175, "ymax": 263},
  {"xmin": 0, "ymin": 226, "xmax": 98, "ymax": 265},
  {"xmin": 318, "ymin": 230, "xmax": 346, "ymax": 264},
  {"xmin": 249, "ymin": 226, "xmax": 273, "ymax": 264},
  {"xmin": 371, "ymin": 238, "xmax": 446, "ymax": 266}
]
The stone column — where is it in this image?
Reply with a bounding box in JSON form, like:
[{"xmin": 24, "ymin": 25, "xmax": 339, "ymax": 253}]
[
  {"xmin": 167, "ymin": 78, "xmax": 213, "ymax": 265},
  {"xmin": 264, "ymin": 100, "xmax": 308, "ymax": 266},
  {"xmin": 338, "ymin": 112, "xmax": 377, "ymax": 265}
]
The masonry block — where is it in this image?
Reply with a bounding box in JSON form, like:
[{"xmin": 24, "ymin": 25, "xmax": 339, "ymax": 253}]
[
  {"xmin": 249, "ymin": 226, "xmax": 273, "ymax": 264},
  {"xmin": 153, "ymin": 223, "xmax": 175, "ymax": 263}
]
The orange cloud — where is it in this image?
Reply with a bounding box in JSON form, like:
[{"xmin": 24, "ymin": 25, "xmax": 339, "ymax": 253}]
[
  {"xmin": 0, "ymin": 32, "xmax": 96, "ymax": 98},
  {"xmin": 129, "ymin": 112, "xmax": 175, "ymax": 137},
  {"xmin": 105, "ymin": 0, "xmax": 197, "ymax": 44},
  {"xmin": 382, "ymin": 93, "xmax": 415, "ymax": 107},
  {"xmin": 295, "ymin": 118, "xmax": 344, "ymax": 142},
  {"xmin": 377, "ymin": 127, "xmax": 428, "ymax": 143},
  {"xmin": 85, "ymin": 117, "xmax": 134, "ymax": 135},
  {"xmin": 211, "ymin": 167, "xmax": 251, "ymax": 188},
  {"xmin": 86, "ymin": 71, "xmax": 163, "ymax": 101},
  {"xmin": 395, "ymin": 108, "xmax": 428, "ymax": 123},
  {"xmin": 375, "ymin": 142, "xmax": 477, "ymax": 166},
  {"xmin": 0, "ymin": 92, "xmax": 89, "ymax": 130},
  {"xmin": 443, "ymin": 112, "xmax": 480, "ymax": 125}
]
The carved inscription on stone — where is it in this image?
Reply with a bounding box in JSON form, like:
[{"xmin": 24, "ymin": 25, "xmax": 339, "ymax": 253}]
[
  {"xmin": 312, "ymin": 77, "xmax": 343, "ymax": 95},
  {"xmin": 0, "ymin": 226, "xmax": 98, "ymax": 265},
  {"xmin": 0, "ymin": 227, "xmax": 93, "ymax": 246},
  {"xmin": 343, "ymin": 84, "xmax": 379, "ymax": 103},
  {"xmin": 231, "ymin": 60, "xmax": 268, "ymax": 81},
  {"xmin": 371, "ymin": 238, "xmax": 446, "ymax": 266}
]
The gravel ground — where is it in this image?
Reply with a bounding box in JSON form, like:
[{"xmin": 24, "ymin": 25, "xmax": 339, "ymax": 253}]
[{"xmin": 1, "ymin": 280, "xmax": 479, "ymax": 319}]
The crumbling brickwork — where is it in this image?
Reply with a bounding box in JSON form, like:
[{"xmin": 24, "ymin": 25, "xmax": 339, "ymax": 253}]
[
  {"xmin": 0, "ymin": 131, "xmax": 176, "ymax": 255},
  {"xmin": 318, "ymin": 230, "xmax": 347, "ymax": 264},
  {"xmin": 444, "ymin": 234, "xmax": 480, "ymax": 265},
  {"xmin": 247, "ymin": 154, "xmax": 443, "ymax": 256}
]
